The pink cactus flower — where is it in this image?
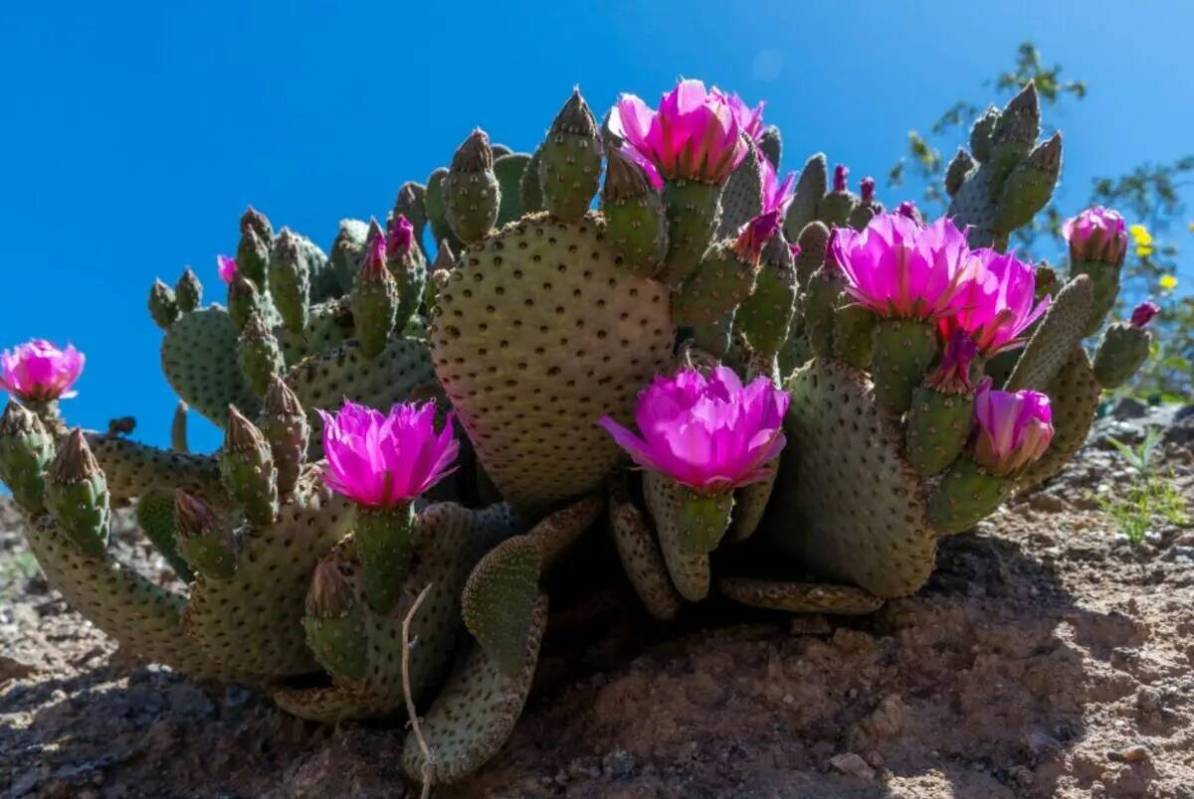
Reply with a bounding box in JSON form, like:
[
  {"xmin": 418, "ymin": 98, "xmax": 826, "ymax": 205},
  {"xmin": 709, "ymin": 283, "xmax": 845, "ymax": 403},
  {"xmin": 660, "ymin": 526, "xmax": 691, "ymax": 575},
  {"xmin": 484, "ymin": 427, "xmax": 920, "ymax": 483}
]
[
  {"xmin": 830, "ymin": 212, "xmax": 973, "ymax": 320},
  {"xmin": 710, "ymin": 87, "xmax": 766, "ymax": 142},
  {"xmin": 318, "ymin": 400, "xmax": 458, "ymax": 508},
  {"xmin": 1130, "ymin": 300, "xmax": 1160, "ymax": 328},
  {"xmin": 760, "ymin": 156, "xmax": 796, "ymax": 216},
  {"xmin": 608, "ymin": 79, "xmax": 752, "ymax": 184},
  {"xmin": 1061, "ymin": 206, "xmax": 1127, "ymax": 264},
  {"xmin": 733, "ymin": 211, "xmax": 781, "ymax": 263},
  {"xmin": 939, "ymin": 249, "xmax": 1051, "ymax": 355},
  {"xmin": 217, "ymin": 255, "xmax": 238, "ymax": 283},
  {"xmin": 618, "ymin": 144, "xmax": 664, "ymax": 191},
  {"xmin": 925, "ymin": 328, "xmax": 979, "ymax": 395},
  {"xmin": 387, "ymin": 214, "xmax": 414, "ymax": 259},
  {"xmin": 0, "ymin": 340, "xmax": 85, "ymax": 402},
  {"xmin": 598, "ymin": 366, "xmax": 789, "ymax": 491},
  {"xmin": 972, "ymin": 379, "xmax": 1054, "ymax": 477}
]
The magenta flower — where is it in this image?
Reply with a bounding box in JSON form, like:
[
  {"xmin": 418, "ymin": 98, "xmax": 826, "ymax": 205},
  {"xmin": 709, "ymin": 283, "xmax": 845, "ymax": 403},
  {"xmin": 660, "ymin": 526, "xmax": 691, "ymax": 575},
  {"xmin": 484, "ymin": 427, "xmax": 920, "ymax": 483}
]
[
  {"xmin": 608, "ymin": 79, "xmax": 750, "ymax": 184},
  {"xmin": 830, "ymin": 212, "xmax": 973, "ymax": 320},
  {"xmin": 598, "ymin": 366, "xmax": 789, "ymax": 491},
  {"xmin": 1130, "ymin": 300, "xmax": 1160, "ymax": 328},
  {"xmin": 925, "ymin": 328, "xmax": 979, "ymax": 395},
  {"xmin": 0, "ymin": 339, "xmax": 85, "ymax": 402},
  {"xmin": 733, "ymin": 211, "xmax": 781, "ymax": 263},
  {"xmin": 710, "ymin": 87, "xmax": 765, "ymax": 142},
  {"xmin": 217, "ymin": 255, "xmax": 238, "ymax": 283},
  {"xmin": 939, "ymin": 249, "xmax": 1051, "ymax": 355},
  {"xmin": 318, "ymin": 400, "xmax": 458, "ymax": 508},
  {"xmin": 972, "ymin": 380, "xmax": 1053, "ymax": 477},
  {"xmin": 1061, "ymin": 206, "xmax": 1127, "ymax": 264},
  {"xmin": 760, "ymin": 156, "xmax": 796, "ymax": 216},
  {"xmin": 387, "ymin": 214, "xmax": 414, "ymax": 259}
]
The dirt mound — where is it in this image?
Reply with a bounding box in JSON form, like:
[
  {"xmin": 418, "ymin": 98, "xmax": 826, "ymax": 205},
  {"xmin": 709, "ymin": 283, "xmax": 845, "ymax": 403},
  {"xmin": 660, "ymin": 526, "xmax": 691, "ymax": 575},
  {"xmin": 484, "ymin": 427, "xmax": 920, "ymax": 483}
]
[{"xmin": 2, "ymin": 404, "xmax": 1192, "ymax": 798}]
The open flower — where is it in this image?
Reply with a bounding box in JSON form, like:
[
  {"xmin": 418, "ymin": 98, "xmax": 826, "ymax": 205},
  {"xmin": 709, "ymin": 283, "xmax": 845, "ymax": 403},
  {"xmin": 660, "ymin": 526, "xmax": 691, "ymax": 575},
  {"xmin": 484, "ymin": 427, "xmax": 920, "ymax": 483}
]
[
  {"xmin": 598, "ymin": 366, "xmax": 789, "ymax": 491},
  {"xmin": 711, "ymin": 87, "xmax": 765, "ymax": 142},
  {"xmin": 830, "ymin": 212, "xmax": 973, "ymax": 320},
  {"xmin": 972, "ymin": 380, "xmax": 1053, "ymax": 477},
  {"xmin": 217, "ymin": 255, "xmax": 238, "ymax": 283},
  {"xmin": 1, "ymin": 339, "xmax": 85, "ymax": 401},
  {"xmin": 608, "ymin": 79, "xmax": 752, "ymax": 184},
  {"xmin": 760, "ymin": 156, "xmax": 795, "ymax": 216},
  {"xmin": 318, "ymin": 400, "xmax": 458, "ymax": 507},
  {"xmin": 939, "ymin": 248, "xmax": 1051, "ymax": 355},
  {"xmin": 1062, "ymin": 207, "xmax": 1126, "ymax": 264}
]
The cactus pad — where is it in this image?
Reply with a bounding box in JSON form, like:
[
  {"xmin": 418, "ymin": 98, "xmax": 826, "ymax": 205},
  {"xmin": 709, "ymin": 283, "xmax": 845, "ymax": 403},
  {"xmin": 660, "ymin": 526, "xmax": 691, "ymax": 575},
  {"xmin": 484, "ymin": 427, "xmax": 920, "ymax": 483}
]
[{"xmin": 162, "ymin": 307, "xmax": 260, "ymax": 424}]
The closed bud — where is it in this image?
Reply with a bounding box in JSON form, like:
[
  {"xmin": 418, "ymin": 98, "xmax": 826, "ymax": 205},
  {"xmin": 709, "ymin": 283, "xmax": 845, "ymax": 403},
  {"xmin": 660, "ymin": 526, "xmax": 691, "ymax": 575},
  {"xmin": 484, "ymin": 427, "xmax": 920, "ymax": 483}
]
[
  {"xmin": 220, "ymin": 405, "xmax": 278, "ymax": 526},
  {"xmin": 227, "ymin": 274, "xmax": 263, "ymax": 330},
  {"xmin": 269, "ymin": 227, "xmax": 312, "ymax": 335},
  {"xmin": 0, "ymin": 401, "xmax": 55, "ymax": 512},
  {"xmin": 45, "ymin": 429, "xmax": 110, "ymax": 557},
  {"xmin": 261, "ymin": 376, "xmax": 309, "ymax": 494},
  {"xmin": 175, "ymin": 268, "xmax": 203, "ymax": 312},
  {"xmin": 237, "ymin": 312, "xmax": 284, "ymax": 396},
  {"xmin": 307, "ymin": 559, "xmax": 356, "ymax": 618},
  {"xmin": 148, "ymin": 279, "xmax": 180, "ymax": 329},
  {"xmin": 174, "ymin": 489, "xmax": 238, "ymax": 579}
]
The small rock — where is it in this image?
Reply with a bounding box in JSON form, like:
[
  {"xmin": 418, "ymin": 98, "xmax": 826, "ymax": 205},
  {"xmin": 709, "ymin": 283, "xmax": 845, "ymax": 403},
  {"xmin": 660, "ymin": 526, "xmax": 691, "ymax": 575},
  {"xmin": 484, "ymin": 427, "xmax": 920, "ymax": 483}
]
[
  {"xmin": 601, "ymin": 748, "xmax": 636, "ymax": 779},
  {"xmin": 829, "ymin": 752, "xmax": 876, "ymax": 780},
  {"xmin": 1121, "ymin": 744, "xmax": 1151, "ymax": 763},
  {"xmin": 1028, "ymin": 493, "xmax": 1066, "ymax": 513}
]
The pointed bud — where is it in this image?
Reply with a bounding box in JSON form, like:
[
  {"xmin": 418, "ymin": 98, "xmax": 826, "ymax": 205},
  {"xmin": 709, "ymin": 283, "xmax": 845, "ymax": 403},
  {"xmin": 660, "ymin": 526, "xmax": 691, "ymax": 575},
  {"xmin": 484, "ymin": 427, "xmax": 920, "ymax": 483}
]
[
  {"xmin": 393, "ymin": 182, "xmax": 426, "ymax": 237},
  {"xmin": 240, "ymin": 206, "xmax": 273, "ymax": 241},
  {"xmin": 148, "ymin": 279, "xmax": 180, "ymax": 329},
  {"xmin": 604, "ymin": 146, "xmax": 659, "ymax": 203},
  {"xmin": 261, "ymin": 376, "xmax": 309, "ymax": 495},
  {"xmin": 733, "ymin": 211, "xmax": 781, "ymax": 264},
  {"xmin": 361, "ymin": 219, "xmax": 387, "ymax": 276},
  {"xmin": 859, "ymin": 176, "xmax": 876, "ymax": 205},
  {"xmin": 451, "ymin": 128, "xmax": 494, "ymax": 172},
  {"xmin": 550, "ymin": 87, "xmax": 599, "ymax": 137},
  {"xmin": 0, "ymin": 401, "xmax": 55, "ymax": 512},
  {"xmin": 45, "ymin": 429, "xmax": 110, "ymax": 557},
  {"xmin": 237, "ymin": 312, "xmax": 284, "ymax": 397},
  {"xmin": 353, "ymin": 220, "xmax": 398, "ymax": 357},
  {"xmin": 307, "ymin": 558, "xmax": 356, "ymax": 618},
  {"xmin": 235, "ymin": 224, "xmax": 270, "ymax": 289},
  {"xmin": 1130, "ymin": 301, "xmax": 1160, "ymax": 328},
  {"xmin": 832, "ymin": 164, "xmax": 849, "ymax": 193},
  {"xmin": 896, "ymin": 200, "xmax": 922, "ymax": 223},
  {"xmin": 217, "ymin": 255, "xmax": 238, "ymax": 283},
  {"xmin": 1028, "ymin": 131, "xmax": 1062, "ymax": 172},
  {"xmin": 174, "ymin": 489, "xmax": 238, "ymax": 579},
  {"xmin": 220, "ymin": 405, "xmax": 278, "ymax": 526},
  {"xmin": 945, "ymin": 148, "xmax": 976, "ymax": 197},
  {"xmin": 225, "ymin": 275, "xmax": 258, "ymax": 331},
  {"xmin": 175, "ymin": 268, "xmax": 203, "ymax": 313},
  {"xmin": 269, "ymin": 228, "xmax": 312, "ymax": 335}
]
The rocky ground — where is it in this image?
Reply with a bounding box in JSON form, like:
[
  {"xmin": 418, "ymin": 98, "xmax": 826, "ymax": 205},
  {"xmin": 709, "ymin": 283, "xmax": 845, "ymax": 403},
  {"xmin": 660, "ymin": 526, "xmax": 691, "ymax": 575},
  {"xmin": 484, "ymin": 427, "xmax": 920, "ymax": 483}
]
[{"xmin": 2, "ymin": 400, "xmax": 1192, "ymax": 799}]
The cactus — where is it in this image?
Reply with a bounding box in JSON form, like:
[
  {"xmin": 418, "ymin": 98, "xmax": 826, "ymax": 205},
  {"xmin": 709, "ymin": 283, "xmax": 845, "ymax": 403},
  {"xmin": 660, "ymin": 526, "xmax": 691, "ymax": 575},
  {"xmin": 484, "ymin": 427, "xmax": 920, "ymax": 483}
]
[{"xmin": 0, "ymin": 78, "xmax": 1152, "ymax": 788}]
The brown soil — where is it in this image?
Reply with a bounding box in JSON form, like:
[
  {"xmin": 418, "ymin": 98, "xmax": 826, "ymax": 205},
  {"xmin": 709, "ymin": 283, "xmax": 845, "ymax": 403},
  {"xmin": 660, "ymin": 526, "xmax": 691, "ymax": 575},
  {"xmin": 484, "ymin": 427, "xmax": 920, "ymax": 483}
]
[{"xmin": 2, "ymin": 404, "xmax": 1193, "ymax": 799}]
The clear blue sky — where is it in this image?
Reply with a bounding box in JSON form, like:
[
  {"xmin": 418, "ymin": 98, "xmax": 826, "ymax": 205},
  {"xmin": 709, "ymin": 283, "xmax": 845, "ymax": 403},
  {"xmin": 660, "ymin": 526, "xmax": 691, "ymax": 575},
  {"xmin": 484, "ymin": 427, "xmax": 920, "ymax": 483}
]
[{"xmin": 2, "ymin": 1, "xmax": 1191, "ymax": 454}]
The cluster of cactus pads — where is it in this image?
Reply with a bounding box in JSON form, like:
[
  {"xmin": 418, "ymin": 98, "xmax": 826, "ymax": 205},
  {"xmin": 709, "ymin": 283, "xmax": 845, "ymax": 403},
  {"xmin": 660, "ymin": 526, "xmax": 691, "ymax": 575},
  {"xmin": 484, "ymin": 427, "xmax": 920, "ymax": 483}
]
[{"xmin": 0, "ymin": 78, "xmax": 1153, "ymax": 787}]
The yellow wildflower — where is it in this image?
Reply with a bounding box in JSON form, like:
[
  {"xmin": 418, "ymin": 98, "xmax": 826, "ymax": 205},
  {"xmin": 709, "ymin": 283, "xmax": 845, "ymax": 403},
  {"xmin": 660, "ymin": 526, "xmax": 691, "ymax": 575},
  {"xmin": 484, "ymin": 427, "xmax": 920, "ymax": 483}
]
[
  {"xmin": 1129, "ymin": 224, "xmax": 1154, "ymax": 257},
  {"xmin": 1159, "ymin": 274, "xmax": 1178, "ymax": 292}
]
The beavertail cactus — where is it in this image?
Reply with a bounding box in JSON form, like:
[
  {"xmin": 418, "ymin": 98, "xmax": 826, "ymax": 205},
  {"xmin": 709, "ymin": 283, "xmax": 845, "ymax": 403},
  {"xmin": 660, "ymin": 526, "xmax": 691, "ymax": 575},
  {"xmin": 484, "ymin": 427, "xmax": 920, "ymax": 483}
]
[{"xmin": 0, "ymin": 78, "xmax": 1152, "ymax": 788}]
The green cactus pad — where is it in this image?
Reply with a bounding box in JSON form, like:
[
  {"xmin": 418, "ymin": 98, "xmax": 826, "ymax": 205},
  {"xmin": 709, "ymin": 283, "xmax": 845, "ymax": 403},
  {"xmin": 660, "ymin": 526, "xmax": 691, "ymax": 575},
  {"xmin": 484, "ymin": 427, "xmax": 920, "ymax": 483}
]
[
  {"xmin": 462, "ymin": 534, "xmax": 541, "ymax": 675},
  {"xmin": 524, "ymin": 493, "xmax": 604, "ymax": 570},
  {"xmin": 727, "ymin": 460, "xmax": 778, "ymax": 543},
  {"xmin": 401, "ymin": 594, "xmax": 548, "ymax": 785},
  {"xmin": 905, "ymin": 386, "xmax": 975, "ymax": 476},
  {"xmin": 926, "ymin": 457, "xmax": 1013, "ymax": 535},
  {"xmin": 493, "ymin": 153, "xmax": 531, "ymax": 226},
  {"xmin": 1020, "ymin": 347, "xmax": 1101, "ymax": 489},
  {"xmin": 85, "ymin": 433, "xmax": 223, "ymax": 504},
  {"xmin": 735, "ymin": 236, "xmax": 797, "ymax": 360},
  {"xmin": 672, "ymin": 243, "xmax": 758, "ymax": 326},
  {"xmin": 330, "ymin": 219, "xmax": 369, "ymax": 294},
  {"xmin": 784, "ymin": 153, "xmax": 827, "ymax": 241},
  {"xmin": 429, "ymin": 213, "xmax": 674, "ymax": 513},
  {"xmin": 869, "ymin": 318, "xmax": 938, "ymax": 414},
  {"xmin": 661, "ymin": 180, "xmax": 722, "ymax": 285},
  {"xmin": 1005, "ymin": 275, "xmax": 1094, "ymax": 392},
  {"xmin": 1093, "ymin": 322, "xmax": 1151, "ymax": 388},
  {"xmin": 276, "ymin": 502, "xmax": 517, "ymax": 722},
  {"xmin": 717, "ymin": 145, "xmax": 764, "ymax": 237},
  {"xmin": 22, "ymin": 512, "xmax": 215, "ymax": 676},
  {"xmin": 286, "ymin": 337, "xmax": 437, "ymax": 456},
  {"xmin": 162, "ymin": 307, "xmax": 261, "ymax": 424},
  {"xmin": 642, "ymin": 471, "xmax": 734, "ymax": 602},
  {"xmin": 135, "ymin": 488, "xmax": 194, "ymax": 581},
  {"xmin": 277, "ymin": 297, "xmax": 356, "ymax": 366},
  {"xmin": 763, "ymin": 359, "xmax": 936, "ymax": 598},
  {"xmin": 609, "ymin": 475, "xmax": 683, "ymax": 620},
  {"xmin": 832, "ymin": 302, "xmax": 876, "ymax": 370},
  {"xmin": 718, "ymin": 576, "xmax": 884, "ymax": 615},
  {"xmin": 182, "ymin": 477, "xmax": 353, "ymax": 680}
]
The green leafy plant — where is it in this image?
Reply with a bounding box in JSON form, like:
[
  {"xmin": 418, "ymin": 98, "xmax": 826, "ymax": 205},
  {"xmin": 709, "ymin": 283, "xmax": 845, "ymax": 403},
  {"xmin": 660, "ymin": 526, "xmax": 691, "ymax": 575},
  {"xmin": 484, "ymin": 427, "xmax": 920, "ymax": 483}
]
[{"xmin": 1099, "ymin": 431, "xmax": 1190, "ymax": 543}]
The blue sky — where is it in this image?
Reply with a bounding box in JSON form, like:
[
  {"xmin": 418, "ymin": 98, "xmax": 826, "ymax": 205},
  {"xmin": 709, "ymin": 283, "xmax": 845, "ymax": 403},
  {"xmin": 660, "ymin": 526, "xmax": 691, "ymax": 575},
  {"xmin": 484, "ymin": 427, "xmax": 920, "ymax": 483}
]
[{"xmin": 1, "ymin": 1, "xmax": 1191, "ymax": 454}]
